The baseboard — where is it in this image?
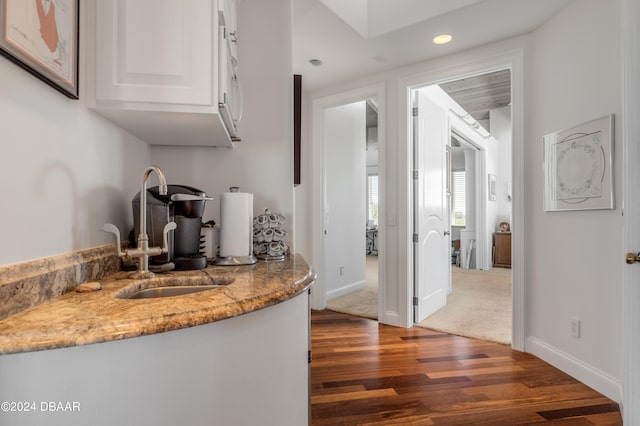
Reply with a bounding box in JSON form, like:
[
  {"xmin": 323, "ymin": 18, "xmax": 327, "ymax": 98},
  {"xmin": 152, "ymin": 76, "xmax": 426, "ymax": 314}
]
[
  {"xmin": 326, "ymin": 280, "xmax": 366, "ymax": 301},
  {"xmin": 526, "ymin": 337, "xmax": 622, "ymax": 403},
  {"xmin": 380, "ymin": 311, "xmax": 407, "ymax": 328}
]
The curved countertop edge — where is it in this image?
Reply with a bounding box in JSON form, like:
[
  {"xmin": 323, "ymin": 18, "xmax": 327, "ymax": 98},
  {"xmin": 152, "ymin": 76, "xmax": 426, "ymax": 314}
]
[{"xmin": 0, "ymin": 256, "xmax": 316, "ymax": 355}]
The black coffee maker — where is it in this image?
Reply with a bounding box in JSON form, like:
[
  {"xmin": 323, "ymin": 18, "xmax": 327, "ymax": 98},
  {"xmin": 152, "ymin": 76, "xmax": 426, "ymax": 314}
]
[{"xmin": 132, "ymin": 185, "xmax": 211, "ymax": 270}]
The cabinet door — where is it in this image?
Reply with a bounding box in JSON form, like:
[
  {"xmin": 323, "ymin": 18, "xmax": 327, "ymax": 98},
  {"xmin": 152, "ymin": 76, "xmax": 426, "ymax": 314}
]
[
  {"xmin": 96, "ymin": 0, "xmax": 214, "ymax": 106},
  {"xmin": 217, "ymin": 0, "xmax": 241, "ymax": 138}
]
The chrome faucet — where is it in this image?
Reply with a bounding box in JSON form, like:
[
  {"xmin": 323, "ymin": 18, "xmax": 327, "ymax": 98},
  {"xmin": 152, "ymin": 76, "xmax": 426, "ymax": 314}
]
[{"xmin": 103, "ymin": 165, "xmax": 176, "ymax": 279}]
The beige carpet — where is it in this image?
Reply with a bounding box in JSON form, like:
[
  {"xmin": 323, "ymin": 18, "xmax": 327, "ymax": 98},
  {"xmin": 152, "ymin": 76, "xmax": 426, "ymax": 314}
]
[
  {"xmin": 326, "ymin": 260, "xmax": 512, "ymax": 344},
  {"xmin": 325, "ymin": 256, "xmax": 379, "ymax": 320},
  {"xmin": 418, "ymin": 267, "xmax": 512, "ymax": 345}
]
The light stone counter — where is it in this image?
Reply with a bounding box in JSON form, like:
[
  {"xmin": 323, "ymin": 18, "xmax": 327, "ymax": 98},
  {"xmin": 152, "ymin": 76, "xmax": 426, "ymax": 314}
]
[{"xmin": 0, "ymin": 251, "xmax": 315, "ymax": 355}]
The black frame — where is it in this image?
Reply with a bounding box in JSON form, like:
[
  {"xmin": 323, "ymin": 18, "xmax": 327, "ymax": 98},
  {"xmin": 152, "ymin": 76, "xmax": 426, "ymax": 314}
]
[{"xmin": 294, "ymin": 74, "xmax": 302, "ymax": 186}]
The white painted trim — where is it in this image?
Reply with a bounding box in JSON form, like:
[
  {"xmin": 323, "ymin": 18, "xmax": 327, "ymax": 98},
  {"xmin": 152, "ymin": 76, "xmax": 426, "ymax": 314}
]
[
  {"xmin": 477, "ymin": 151, "xmax": 488, "ymax": 269},
  {"xmin": 622, "ymin": 0, "xmax": 640, "ymax": 422},
  {"xmin": 526, "ymin": 337, "xmax": 622, "ymax": 403},
  {"xmin": 309, "ymin": 83, "xmax": 387, "ymax": 321},
  {"xmin": 398, "ymin": 49, "xmax": 525, "ymax": 349},
  {"xmin": 326, "ymin": 280, "xmax": 366, "ymax": 300},
  {"xmin": 398, "ymin": 82, "xmax": 413, "ymax": 328},
  {"xmin": 510, "ymin": 50, "xmax": 526, "ymax": 351}
]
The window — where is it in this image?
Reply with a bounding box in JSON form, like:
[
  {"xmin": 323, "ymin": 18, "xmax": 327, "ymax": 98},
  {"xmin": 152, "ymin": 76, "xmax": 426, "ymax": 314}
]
[
  {"xmin": 368, "ymin": 175, "xmax": 378, "ymax": 226},
  {"xmin": 451, "ymin": 171, "xmax": 465, "ymax": 226}
]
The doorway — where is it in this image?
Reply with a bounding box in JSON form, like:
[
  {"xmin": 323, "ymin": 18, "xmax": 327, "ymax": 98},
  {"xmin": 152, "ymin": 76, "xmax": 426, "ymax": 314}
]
[
  {"xmin": 410, "ymin": 70, "xmax": 514, "ymax": 345},
  {"xmin": 309, "ymin": 83, "xmax": 386, "ymax": 318}
]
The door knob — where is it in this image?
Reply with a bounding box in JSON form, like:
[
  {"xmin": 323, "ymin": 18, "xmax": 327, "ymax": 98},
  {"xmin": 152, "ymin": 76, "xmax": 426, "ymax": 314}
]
[
  {"xmin": 444, "ymin": 231, "xmax": 451, "ymax": 236},
  {"xmin": 626, "ymin": 253, "xmax": 640, "ymax": 264}
]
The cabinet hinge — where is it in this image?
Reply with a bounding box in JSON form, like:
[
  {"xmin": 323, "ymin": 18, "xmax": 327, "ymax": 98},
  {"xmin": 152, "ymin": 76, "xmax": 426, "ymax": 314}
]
[
  {"xmin": 412, "ymin": 170, "xmax": 418, "ymax": 180},
  {"xmin": 413, "ymin": 233, "xmax": 418, "ymax": 243},
  {"xmin": 413, "ymin": 297, "xmax": 418, "ymax": 306},
  {"xmin": 412, "ymin": 107, "xmax": 418, "ymax": 117},
  {"xmin": 308, "ymin": 350, "xmax": 312, "ymax": 364}
]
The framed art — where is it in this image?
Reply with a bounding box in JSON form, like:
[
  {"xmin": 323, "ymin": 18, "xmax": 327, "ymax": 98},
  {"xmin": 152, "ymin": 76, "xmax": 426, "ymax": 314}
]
[
  {"xmin": 488, "ymin": 174, "xmax": 497, "ymax": 201},
  {"xmin": 543, "ymin": 114, "xmax": 614, "ymax": 211},
  {"xmin": 0, "ymin": 0, "xmax": 79, "ymax": 99}
]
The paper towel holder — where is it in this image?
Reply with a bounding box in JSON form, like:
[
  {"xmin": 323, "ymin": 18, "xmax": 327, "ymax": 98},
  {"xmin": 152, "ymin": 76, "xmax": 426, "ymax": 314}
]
[{"xmin": 213, "ymin": 186, "xmax": 257, "ymax": 266}]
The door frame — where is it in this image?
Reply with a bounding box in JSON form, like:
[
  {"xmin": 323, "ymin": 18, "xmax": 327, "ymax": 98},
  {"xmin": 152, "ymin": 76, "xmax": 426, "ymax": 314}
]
[
  {"xmin": 309, "ymin": 83, "xmax": 386, "ymax": 319},
  {"xmin": 399, "ymin": 50, "xmax": 525, "ymax": 350},
  {"xmin": 622, "ymin": 0, "xmax": 639, "ymax": 422}
]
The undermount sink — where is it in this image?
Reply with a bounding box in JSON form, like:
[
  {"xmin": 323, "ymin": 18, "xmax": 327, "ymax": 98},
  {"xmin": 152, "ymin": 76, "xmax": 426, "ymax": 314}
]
[
  {"xmin": 126, "ymin": 285, "xmax": 223, "ymax": 299},
  {"xmin": 116, "ymin": 276, "xmax": 234, "ymax": 299}
]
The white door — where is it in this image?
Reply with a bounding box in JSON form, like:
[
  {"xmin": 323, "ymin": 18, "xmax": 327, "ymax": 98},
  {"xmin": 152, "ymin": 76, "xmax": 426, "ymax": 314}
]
[{"xmin": 413, "ymin": 90, "xmax": 450, "ymax": 323}]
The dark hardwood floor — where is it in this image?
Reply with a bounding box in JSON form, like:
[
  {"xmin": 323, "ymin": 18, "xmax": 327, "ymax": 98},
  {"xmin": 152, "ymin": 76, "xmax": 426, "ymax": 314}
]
[{"xmin": 311, "ymin": 310, "xmax": 622, "ymax": 425}]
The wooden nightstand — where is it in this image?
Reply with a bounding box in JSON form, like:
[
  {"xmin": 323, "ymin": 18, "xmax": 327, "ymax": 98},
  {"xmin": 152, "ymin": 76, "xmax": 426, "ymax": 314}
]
[{"xmin": 493, "ymin": 232, "xmax": 512, "ymax": 268}]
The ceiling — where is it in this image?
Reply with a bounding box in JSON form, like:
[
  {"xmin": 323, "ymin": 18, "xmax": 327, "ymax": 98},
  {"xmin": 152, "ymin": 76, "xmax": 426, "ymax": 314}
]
[
  {"xmin": 315, "ymin": 0, "xmax": 485, "ymax": 39},
  {"xmin": 365, "ymin": 69, "xmax": 511, "ymax": 129},
  {"xmin": 440, "ymin": 69, "xmax": 511, "ymax": 122},
  {"xmin": 293, "ymin": 0, "xmax": 572, "ymax": 93}
]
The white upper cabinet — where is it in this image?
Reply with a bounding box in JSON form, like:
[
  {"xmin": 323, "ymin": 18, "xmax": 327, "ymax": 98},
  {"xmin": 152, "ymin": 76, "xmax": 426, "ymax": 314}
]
[{"xmin": 87, "ymin": 0, "xmax": 240, "ymax": 147}]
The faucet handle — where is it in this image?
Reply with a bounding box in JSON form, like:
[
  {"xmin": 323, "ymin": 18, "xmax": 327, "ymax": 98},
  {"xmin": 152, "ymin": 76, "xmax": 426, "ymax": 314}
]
[
  {"xmin": 162, "ymin": 222, "xmax": 177, "ymax": 254},
  {"xmin": 103, "ymin": 223, "xmax": 124, "ymax": 257}
]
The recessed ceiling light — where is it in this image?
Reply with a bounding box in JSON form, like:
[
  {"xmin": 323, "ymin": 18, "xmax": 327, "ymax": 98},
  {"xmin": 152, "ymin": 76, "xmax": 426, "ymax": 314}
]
[
  {"xmin": 307, "ymin": 59, "xmax": 323, "ymax": 67},
  {"xmin": 433, "ymin": 34, "xmax": 452, "ymax": 45}
]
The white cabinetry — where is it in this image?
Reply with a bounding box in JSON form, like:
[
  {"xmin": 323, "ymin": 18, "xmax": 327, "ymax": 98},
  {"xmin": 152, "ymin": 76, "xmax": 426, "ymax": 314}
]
[
  {"xmin": 88, "ymin": 0, "xmax": 240, "ymax": 147},
  {"xmin": 0, "ymin": 292, "xmax": 310, "ymax": 426}
]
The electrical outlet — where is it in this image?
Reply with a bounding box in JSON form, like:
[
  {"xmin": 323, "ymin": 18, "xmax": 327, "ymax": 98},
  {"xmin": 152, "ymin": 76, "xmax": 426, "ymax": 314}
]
[
  {"xmin": 570, "ymin": 317, "xmax": 581, "ymax": 338},
  {"xmin": 339, "ymin": 266, "xmax": 344, "ymax": 276}
]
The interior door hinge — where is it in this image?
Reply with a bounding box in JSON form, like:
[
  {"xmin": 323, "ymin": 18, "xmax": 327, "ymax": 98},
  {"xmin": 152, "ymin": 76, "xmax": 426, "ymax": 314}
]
[
  {"xmin": 308, "ymin": 350, "xmax": 312, "ymax": 364},
  {"xmin": 413, "ymin": 233, "xmax": 418, "ymax": 243},
  {"xmin": 413, "ymin": 296, "xmax": 418, "ymax": 306},
  {"xmin": 412, "ymin": 107, "xmax": 418, "ymax": 117},
  {"xmin": 412, "ymin": 170, "xmax": 418, "ymax": 180}
]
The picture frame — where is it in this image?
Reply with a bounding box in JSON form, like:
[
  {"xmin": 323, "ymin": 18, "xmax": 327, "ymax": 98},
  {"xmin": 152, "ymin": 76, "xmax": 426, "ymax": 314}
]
[
  {"xmin": 0, "ymin": 0, "xmax": 79, "ymax": 99},
  {"xmin": 488, "ymin": 174, "xmax": 497, "ymax": 201},
  {"xmin": 543, "ymin": 114, "xmax": 614, "ymax": 211}
]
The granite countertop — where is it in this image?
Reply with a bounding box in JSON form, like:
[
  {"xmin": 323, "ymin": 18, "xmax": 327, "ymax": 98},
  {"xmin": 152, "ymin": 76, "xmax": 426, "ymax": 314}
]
[{"xmin": 0, "ymin": 254, "xmax": 315, "ymax": 355}]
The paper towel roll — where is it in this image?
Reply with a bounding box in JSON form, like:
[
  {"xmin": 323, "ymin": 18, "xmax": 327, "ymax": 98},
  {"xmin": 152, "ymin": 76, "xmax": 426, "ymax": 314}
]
[{"xmin": 219, "ymin": 192, "xmax": 253, "ymax": 257}]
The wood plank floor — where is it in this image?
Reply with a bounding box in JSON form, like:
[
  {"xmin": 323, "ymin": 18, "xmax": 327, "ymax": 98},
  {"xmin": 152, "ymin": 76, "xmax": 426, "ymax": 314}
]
[{"xmin": 311, "ymin": 310, "xmax": 622, "ymax": 425}]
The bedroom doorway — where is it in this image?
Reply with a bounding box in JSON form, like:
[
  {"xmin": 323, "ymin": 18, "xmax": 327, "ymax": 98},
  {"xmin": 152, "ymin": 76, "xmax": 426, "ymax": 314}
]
[
  {"xmin": 324, "ymin": 98, "xmax": 380, "ymax": 319},
  {"xmin": 309, "ymin": 83, "xmax": 386, "ymax": 319},
  {"xmin": 411, "ymin": 70, "xmax": 514, "ymax": 345}
]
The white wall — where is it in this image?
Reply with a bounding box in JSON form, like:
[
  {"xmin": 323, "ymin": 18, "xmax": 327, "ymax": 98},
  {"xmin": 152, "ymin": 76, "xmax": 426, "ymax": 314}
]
[
  {"xmin": 294, "ymin": 89, "xmax": 310, "ymax": 256},
  {"xmin": 324, "ymin": 102, "xmax": 367, "ymax": 299},
  {"xmin": 0, "ymin": 6, "xmax": 150, "ymax": 267},
  {"xmin": 490, "ymin": 106, "xmax": 513, "ymax": 225},
  {"xmin": 150, "ymin": 0, "xmax": 294, "ymax": 240},
  {"xmin": 525, "ymin": 0, "xmax": 623, "ymax": 398}
]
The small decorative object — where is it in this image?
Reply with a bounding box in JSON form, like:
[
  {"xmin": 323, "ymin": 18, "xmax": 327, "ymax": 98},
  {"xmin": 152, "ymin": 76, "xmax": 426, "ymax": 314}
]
[
  {"xmin": 253, "ymin": 209, "xmax": 288, "ymax": 260},
  {"xmin": 498, "ymin": 221, "xmax": 510, "ymax": 233},
  {"xmin": 543, "ymin": 115, "xmax": 614, "ymax": 211},
  {"xmin": 488, "ymin": 174, "xmax": 497, "ymax": 201},
  {"xmin": 75, "ymin": 281, "xmax": 102, "ymax": 293},
  {"xmin": 0, "ymin": 0, "xmax": 79, "ymax": 98}
]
